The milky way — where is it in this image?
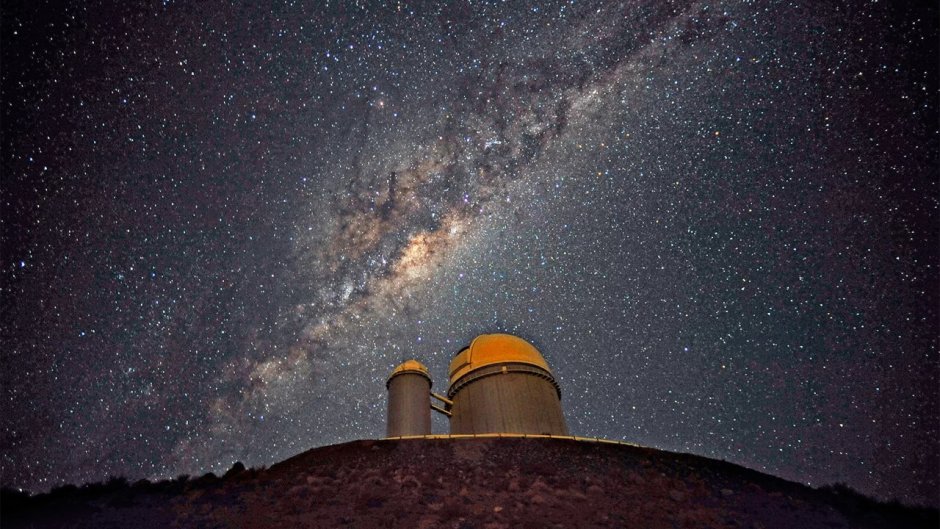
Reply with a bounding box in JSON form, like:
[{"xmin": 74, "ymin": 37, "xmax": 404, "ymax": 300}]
[{"xmin": 2, "ymin": 0, "xmax": 937, "ymax": 506}]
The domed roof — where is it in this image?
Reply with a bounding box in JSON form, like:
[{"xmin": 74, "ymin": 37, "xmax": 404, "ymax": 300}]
[
  {"xmin": 448, "ymin": 333, "xmax": 551, "ymax": 386},
  {"xmin": 387, "ymin": 359, "xmax": 431, "ymax": 387}
]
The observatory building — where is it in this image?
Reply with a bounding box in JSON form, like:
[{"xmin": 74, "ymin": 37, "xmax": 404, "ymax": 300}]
[
  {"xmin": 385, "ymin": 359, "xmax": 432, "ymax": 437},
  {"xmin": 386, "ymin": 333, "xmax": 568, "ymax": 437}
]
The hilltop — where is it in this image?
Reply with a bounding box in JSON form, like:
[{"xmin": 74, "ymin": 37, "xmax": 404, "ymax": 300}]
[{"xmin": 3, "ymin": 437, "xmax": 936, "ymax": 528}]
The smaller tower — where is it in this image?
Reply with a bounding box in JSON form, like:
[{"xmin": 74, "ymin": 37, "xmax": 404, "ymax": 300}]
[{"xmin": 386, "ymin": 359, "xmax": 432, "ymax": 437}]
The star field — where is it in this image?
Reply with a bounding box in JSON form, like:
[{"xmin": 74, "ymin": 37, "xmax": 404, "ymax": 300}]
[{"xmin": 1, "ymin": 0, "xmax": 937, "ymax": 507}]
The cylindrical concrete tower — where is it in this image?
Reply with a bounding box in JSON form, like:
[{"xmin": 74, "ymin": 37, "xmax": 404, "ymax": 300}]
[
  {"xmin": 386, "ymin": 359, "xmax": 432, "ymax": 437},
  {"xmin": 447, "ymin": 333, "xmax": 567, "ymax": 435}
]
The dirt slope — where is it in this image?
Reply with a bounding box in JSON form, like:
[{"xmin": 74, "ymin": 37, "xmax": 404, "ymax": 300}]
[{"xmin": 3, "ymin": 437, "xmax": 936, "ymax": 528}]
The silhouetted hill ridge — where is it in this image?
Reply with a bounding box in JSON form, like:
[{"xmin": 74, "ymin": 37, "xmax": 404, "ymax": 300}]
[{"xmin": 3, "ymin": 438, "xmax": 937, "ymax": 528}]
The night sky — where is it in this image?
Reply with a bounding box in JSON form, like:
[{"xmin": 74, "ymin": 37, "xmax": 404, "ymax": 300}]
[{"xmin": 2, "ymin": 0, "xmax": 937, "ymax": 507}]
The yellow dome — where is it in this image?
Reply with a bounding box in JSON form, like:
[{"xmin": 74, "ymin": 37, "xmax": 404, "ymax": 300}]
[
  {"xmin": 448, "ymin": 333, "xmax": 551, "ymax": 385},
  {"xmin": 387, "ymin": 359, "xmax": 431, "ymax": 387}
]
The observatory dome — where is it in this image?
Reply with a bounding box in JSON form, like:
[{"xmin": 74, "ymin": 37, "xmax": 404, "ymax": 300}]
[
  {"xmin": 448, "ymin": 333, "xmax": 552, "ymax": 386},
  {"xmin": 387, "ymin": 359, "xmax": 431, "ymax": 387},
  {"xmin": 445, "ymin": 333, "xmax": 567, "ymax": 435}
]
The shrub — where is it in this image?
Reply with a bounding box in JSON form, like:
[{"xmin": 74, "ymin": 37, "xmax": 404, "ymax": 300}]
[{"xmin": 224, "ymin": 461, "xmax": 246, "ymax": 478}]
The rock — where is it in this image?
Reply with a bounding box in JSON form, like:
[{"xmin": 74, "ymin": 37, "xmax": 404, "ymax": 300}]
[
  {"xmin": 669, "ymin": 489, "xmax": 685, "ymax": 502},
  {"xmin": 721, "ymin": 488, "xmax": 734, "ymax": 497},
  {"xmin": 416, "ymin": 515, "xmax": 439, "ymax": 529},
  {"xmin": 286, "ymin": 485, "xmax": 307, "ymax": 497},
  {"xmin": 567, "ymin": 488, "xmax": 587, "ymax": 500},
  {"xmin": 400, "ymin": 476, "xmax": 421, "ymax": 489},
  {"xmin": 528, "ymin": 477, "xmax": 552, "ymax": 493}
]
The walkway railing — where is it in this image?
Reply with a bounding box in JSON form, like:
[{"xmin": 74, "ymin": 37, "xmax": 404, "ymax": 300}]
[{"xmin": 383, "ymin": 433, "xmax": 641, "ymax": 448}]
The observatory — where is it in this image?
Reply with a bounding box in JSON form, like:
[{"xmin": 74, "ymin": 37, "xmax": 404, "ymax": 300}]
[
  {"xmin": 385, "ymin": 359, "xmax": 432, "ymax": 437},
  {"xmin": 386, "ymin": 333, "xmax": 568, "ymax": 436}
]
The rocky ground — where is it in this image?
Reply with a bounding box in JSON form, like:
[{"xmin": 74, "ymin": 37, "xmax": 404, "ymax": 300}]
[{"xmin": 3, "ymin": 437, "xmax": 937, "ymax": 528}]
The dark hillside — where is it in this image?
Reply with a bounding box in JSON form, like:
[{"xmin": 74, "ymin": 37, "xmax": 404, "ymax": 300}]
[{"xmin": 3, "ymin": 438, "xmax": 936, "ymax": 528}]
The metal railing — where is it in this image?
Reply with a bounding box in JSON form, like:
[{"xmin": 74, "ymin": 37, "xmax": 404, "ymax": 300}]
[{"xmin": 382, "ymin": 433, "xmax": 641, "ymax": 448}]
